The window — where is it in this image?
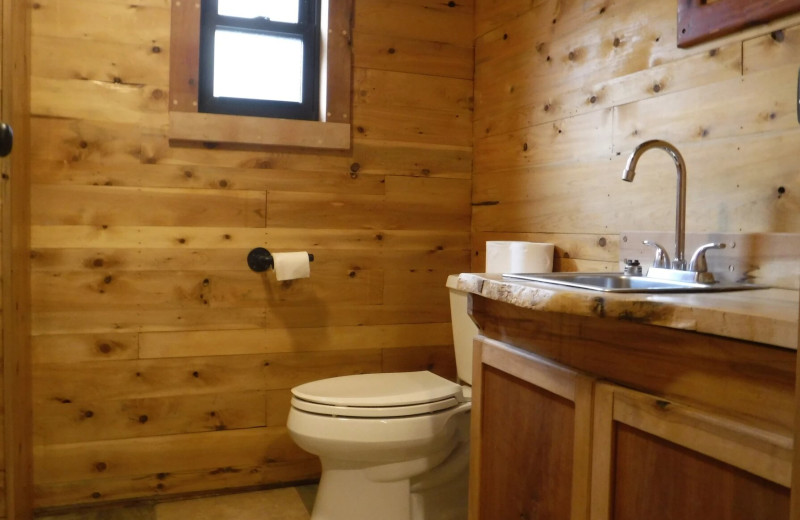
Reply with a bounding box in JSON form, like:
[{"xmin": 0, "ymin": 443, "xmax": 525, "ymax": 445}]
[
  {"xmin": 198, "ymin": 0, "xmax": 321, "ymax": 121},
  {"xmin": 168, "ymin": 0, "xmax": 352, "ymax": 150}
]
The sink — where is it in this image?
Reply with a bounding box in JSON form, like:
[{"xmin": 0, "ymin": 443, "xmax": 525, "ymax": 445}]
[{"xmin": 502, "ymin": 272, "xmax": 766, "ymax": 293}]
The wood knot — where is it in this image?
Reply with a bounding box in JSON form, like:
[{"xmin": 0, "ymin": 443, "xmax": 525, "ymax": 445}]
[
  {"xmin": 655, "ymin": 399, "xmax": 670, "ymax": 410},
  {"xmin": 592, "ymin": 297, "xmax": 606, "ymax": 317}
]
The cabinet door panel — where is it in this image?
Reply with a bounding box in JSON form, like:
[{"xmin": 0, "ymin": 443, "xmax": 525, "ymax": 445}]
[
  {"xmin": 470, "ymin": 336, "xmax": 593, "ymax": 520},
  {"xmin": 591, "ymin": 384, "xmax": 791, "ymax": 520},
  {"xmin": 613, "ymin": 424, "xmax": 790, "ymax": 520},
  {"xmin": 480, "ymin": 365, "xmax": 574, "ymax": 519}
]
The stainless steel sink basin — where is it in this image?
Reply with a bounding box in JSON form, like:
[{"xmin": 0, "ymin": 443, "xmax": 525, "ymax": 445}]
[{"xmin": 502, "ymin": 272, "xmax": 765, "ymax": 293}]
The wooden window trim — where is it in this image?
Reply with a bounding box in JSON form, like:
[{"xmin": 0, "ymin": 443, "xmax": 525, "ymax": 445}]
[{"xmin": 168, "ymin": 0, "xmax": 352, "ymax": 150}]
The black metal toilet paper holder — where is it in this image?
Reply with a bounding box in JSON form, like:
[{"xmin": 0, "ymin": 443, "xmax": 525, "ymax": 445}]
[{"xmin": 247, "ymin": 247, "xmax": 314, "ymax": 273}]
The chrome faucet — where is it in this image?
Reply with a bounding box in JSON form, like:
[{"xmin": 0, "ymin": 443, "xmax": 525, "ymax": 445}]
[
  {"xmin": 622, "ymin": 140, "xmax": 726, "ymax": 284},
  {"xmin": 622, "ymin": 140, "xmax": 687, "ymax": 269}
]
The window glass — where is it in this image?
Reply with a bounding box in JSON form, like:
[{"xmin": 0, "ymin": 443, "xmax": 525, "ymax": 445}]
[
  {"xmin": 212, "ymin": 30, "xmax": 304, "ymax": 103},
  {"xmin": 217, "ymin": 0, "xmax": 300, "ymax": 23}
]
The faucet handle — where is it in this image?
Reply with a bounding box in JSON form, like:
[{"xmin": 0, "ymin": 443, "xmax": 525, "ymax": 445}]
[
  {"xmin": 643, "ymin": 240, "xmax": 671, "ymax": 268},
  {"xmin": 689, "ymin": 242, "xmax": 726, "ymax": 273}
]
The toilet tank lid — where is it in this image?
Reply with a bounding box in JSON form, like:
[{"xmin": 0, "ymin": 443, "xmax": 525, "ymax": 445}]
[{"xmin": 291, "ymin": 371, "xmax": 465, "ymax": 407}]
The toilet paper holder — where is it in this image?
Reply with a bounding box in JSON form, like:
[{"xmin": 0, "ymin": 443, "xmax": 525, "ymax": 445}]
[{"xmin": 247, "ymin": 247, "xmax": 314, "ymax": 273}]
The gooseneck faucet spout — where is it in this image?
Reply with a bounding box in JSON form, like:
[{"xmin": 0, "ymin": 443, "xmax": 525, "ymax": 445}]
[{"xmin": 622, "ymin": 140, "xmax": 687, "ymax": 270}]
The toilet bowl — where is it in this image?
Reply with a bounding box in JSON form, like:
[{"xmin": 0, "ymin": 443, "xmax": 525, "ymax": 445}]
[{"xmin": 287, "ymin": 276, "xmax": 479, "ymax": 520}]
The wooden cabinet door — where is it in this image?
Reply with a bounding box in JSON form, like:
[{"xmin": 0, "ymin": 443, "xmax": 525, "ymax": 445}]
[
  {"xmin": 590, "ymin": 384, "xmax": 792, "ymax": 520},
  {"xmin": 469, "ymin": 336, "xmax": 593, "ymax": 520}
]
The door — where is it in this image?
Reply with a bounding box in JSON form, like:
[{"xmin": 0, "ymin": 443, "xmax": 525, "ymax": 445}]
[{"xmin": 1, "ymin": 0, "xmax": 33, "ymax": 517}]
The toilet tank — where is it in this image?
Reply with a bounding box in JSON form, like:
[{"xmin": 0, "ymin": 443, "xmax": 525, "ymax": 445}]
[{"xmin": 447, "ymin": 275, "xmax": 479, "ymax": 385}]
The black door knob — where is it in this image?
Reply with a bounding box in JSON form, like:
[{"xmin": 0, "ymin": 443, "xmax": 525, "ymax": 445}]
[{"xmin": 0, "ymin": 123, "xmax": 12, "ymax": 158}]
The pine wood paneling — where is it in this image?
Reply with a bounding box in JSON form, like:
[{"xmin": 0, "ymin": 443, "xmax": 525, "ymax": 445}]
[
  {"xmin": 30, "ymin": 0, "xmax": 473, "ymax": 508},
  {"xmin": 353, "ymin": 32, "xmax": 473, "ymax": 80},
  {"xmin": 472, "ymin": 0, "xmax": 800, "ymax": 272},
  {"xmin": 32, "ymin": 36, "xmax": 168, "ymax": 86},
  {"xmin": 35, "ymin": 391, "xmax": 267, "ymax": 444},
  {"xmin": 355, "ymin": 0, "xmax": 473, "ymax": 47},
  {"xmin": 32, "ymin": 185, "xmax": 267, "ymax": 228},
  {"xmin": 33, "ymin": 428, "xmax": 317, "ymax": 507}
]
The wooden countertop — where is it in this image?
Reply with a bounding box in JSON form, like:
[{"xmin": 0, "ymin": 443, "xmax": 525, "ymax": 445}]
[{"xmin": 449, "ymin": 274, "xmax": 799, "ymax": 350}]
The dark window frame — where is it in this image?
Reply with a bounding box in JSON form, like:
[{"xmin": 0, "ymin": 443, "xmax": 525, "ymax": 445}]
[{"xmin": 198, "ymin": 0, "xmax": 321, "ymax": 121}]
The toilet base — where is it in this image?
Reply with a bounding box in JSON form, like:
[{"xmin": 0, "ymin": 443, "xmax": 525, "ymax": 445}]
[
  {"xmin": 311, "ymin": 462, "xmax": 410, "ymax": 520},
  {"xmin": 309, "ymin": 435, "xmax": 469, "ymax": 520}
]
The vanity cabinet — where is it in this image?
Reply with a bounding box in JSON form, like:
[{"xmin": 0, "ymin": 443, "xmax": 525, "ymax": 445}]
[{"xmin": 467, "ymin": 294, "xmax": 796, "ymax": 520}]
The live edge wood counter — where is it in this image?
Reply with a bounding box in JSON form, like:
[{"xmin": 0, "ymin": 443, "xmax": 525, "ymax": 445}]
[{"xmin": 451, "ymin": 274, "xmax": 800, "ymax": 520}]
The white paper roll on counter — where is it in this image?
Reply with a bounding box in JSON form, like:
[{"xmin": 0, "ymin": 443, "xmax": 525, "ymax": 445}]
[
  {"xmin": 485, "ymin": 241, "xmax": 554, "ymax": 273},
  {"xmin": 272, "ymin": 252, "xmax": 311, "ymax": 281}
]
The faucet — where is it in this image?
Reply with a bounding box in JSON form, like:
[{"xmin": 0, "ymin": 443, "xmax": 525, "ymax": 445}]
[
  {"xmin": 621, "ymin": 140, "xmax": 687, "ymax": 270},
  {"xmin": 622, "ymin": 140, "xmax": 726, "ymax": 283}
]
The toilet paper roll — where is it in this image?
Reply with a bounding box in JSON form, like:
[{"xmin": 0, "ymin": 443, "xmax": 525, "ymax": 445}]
[
  {"xmin": 486, "ymin": 241, "xmax": 554, "ymax": 273},
  {"xmin": 272, "ymin": 252, "xmax": 311, "ymax": 281}
]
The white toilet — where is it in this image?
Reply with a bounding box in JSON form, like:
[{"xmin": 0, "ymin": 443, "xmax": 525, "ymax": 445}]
[{"xmin": 287, "ymin": 275, "xmax": 479, "ymax": 520}]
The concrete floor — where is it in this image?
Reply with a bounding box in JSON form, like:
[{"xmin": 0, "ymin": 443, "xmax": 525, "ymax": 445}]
[{"xmin": 36, "ymin": 485, "xmax": 317, "ymax": 520}]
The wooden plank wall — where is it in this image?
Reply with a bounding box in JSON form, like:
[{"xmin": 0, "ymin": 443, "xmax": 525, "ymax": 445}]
[
  {"xmin": 29, "ymin": 0, "xmax": 473, "ymax": 510},
  {"xmin": 472, "ymin": 0, "xmax": 800, "ymax": 273}
]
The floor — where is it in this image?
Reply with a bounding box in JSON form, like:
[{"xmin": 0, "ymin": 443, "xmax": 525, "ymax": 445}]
[{"xmin": 35, "ymin": 485, "xmax": 317, "ymax": 520}]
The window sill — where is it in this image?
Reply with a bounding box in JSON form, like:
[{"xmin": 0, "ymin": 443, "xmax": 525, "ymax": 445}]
[{"xmin": 168, "ymin": 111, "xmax": 351, "ymax": 150}]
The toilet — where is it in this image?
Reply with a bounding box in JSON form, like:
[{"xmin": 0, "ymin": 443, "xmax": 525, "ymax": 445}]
[{"xmin": 287, "ymin": 275, "xmax": 479, "ymax": 520}]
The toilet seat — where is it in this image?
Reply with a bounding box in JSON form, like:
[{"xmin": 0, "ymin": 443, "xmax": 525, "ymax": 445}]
[{"xmin": 291, "ymin": 371, "xmax": 467, "ymax": 419}]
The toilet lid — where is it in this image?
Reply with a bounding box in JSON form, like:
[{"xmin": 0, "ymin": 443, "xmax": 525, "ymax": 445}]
[
  {"xmin": 290, "ymin": 395, "xmax": 461, "ymax": 418},
  {"xmin": 291, "ymin": 371, "xmax": 465, "ymax": 408}
]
